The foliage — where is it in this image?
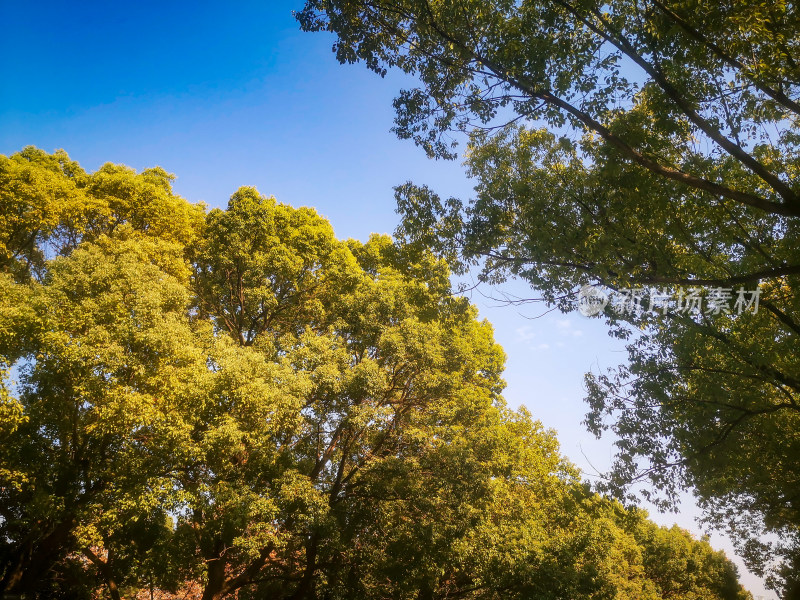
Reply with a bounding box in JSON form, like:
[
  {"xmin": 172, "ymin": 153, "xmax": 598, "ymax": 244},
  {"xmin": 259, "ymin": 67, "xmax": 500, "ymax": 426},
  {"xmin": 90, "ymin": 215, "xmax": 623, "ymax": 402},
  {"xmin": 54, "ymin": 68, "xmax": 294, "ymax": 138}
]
[
  {"xmin": 296, "ymin": 0, "xmax": 800, "ymax": 593},
  {"xmin": 0, "ymin": 146, "xmax": 204, "ymax": 282},
  {"xmin": 0, "ymin": 149, "xmax": 751, "ymax": 599}
]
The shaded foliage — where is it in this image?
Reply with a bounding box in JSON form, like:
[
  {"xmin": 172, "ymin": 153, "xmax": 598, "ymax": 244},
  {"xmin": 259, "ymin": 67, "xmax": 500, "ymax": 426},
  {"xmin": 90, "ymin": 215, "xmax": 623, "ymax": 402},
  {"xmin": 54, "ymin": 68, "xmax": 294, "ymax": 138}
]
[{"xmin": 296, "ymin": 0, "xmax": 800, "ymax": 593}]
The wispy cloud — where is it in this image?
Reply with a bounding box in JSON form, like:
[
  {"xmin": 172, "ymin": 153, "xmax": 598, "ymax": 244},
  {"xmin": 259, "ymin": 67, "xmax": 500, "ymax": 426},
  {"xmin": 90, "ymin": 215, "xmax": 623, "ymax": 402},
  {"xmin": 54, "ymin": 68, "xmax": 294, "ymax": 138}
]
[
  {"xmin": 515, "ymin": 325, "xmax": 537, "ymax": 343},
  {"xmin": 555, "ymin": 318, "xmax": 583, "ymax": 337}
]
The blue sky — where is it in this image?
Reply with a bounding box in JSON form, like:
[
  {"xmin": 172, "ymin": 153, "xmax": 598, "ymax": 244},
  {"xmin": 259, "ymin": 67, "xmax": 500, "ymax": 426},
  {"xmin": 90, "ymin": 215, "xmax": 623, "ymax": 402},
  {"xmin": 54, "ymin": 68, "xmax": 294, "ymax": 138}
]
[{"xmin": 0, "ymin": 1, "xmax": 772, "ymax": 596}]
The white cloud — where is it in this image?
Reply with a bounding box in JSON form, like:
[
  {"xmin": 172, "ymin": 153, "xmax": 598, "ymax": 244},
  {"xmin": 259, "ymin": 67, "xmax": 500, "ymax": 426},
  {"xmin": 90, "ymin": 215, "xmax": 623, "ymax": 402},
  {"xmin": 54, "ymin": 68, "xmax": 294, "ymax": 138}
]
[
  {"xmin": 515, "ymin": 325, "xmax": 537, "ymax": 343},
  {"xmin": 554, "ymin": 318, "xmax": 583, "ymax": 338}
]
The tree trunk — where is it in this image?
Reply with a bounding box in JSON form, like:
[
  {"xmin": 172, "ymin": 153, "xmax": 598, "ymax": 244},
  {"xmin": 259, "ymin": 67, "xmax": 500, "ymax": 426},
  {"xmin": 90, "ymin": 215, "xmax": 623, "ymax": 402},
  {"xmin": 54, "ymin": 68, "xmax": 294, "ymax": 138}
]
[
  {"xmin": 84, "ymin": 546, "xmax": 122, "ymax": 600},
  {"xmin": 1, "ymin": 519, "xmax": 76, "ymax": 597},
  {"xmin": 201, "ymin": 556, "xmax": 227, "ymax": 600}
]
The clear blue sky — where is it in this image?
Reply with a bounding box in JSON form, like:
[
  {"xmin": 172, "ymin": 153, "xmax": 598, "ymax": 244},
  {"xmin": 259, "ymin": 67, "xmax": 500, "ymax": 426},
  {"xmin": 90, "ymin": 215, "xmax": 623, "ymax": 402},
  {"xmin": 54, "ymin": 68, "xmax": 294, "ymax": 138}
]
[{"xmin": 0, "ymin": 1, "xmax": 772, "ymax": 596}]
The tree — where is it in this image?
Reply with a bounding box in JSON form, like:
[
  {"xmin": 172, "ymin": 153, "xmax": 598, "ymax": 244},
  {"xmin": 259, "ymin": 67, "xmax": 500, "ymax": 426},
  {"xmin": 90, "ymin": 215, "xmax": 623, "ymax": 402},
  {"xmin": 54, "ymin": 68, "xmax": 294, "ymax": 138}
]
[
  {"xmin": 0, "ymin": 146, "xmax": 204, "ymax": 283},
  {"xmin": 0, "ymin": 149, "xmax": 751, "ymax": 599},
  {"xmin": 296, "ymin": 0, "xmax": 800, "ymax": 594},
  {"xmin": 0, "ymin": 147, "xmax": 206, "ymax": 598}
]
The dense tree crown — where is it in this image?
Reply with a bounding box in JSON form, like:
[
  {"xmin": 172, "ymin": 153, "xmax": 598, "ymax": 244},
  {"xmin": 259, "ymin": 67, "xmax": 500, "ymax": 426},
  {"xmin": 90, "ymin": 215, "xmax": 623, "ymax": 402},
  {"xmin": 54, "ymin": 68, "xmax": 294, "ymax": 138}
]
[
  {"xmin": 296, "ymin": 0, "xmax": 800, "ymax": 594},
  {"xmin": 0, "ymin": 148, "xmax": 751, "ymax": 599}
]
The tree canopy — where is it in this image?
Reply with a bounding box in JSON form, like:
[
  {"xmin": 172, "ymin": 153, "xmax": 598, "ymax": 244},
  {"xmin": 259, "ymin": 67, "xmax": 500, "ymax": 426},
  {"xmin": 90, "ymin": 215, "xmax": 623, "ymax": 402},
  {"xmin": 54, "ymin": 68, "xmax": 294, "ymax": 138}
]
[
  {"xmin": 0, "ymin": 148, "xmax": 752, "ymax": 599},
  {"xmin": 297, "ymin": 0, "xmax": 800, "ymax": 594}
]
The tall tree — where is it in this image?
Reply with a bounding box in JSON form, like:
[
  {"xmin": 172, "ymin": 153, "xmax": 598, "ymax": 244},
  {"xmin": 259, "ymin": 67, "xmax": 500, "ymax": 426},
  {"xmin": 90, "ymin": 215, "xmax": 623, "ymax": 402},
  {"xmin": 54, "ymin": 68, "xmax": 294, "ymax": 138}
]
[
  {"xmin": 0, "ymin": 147, "xmax": 206, "ymax": 597},
  {"xmin": 1, "ymin": 149, "xmax": 752, "ymax": 599},
  {"xmin": 297, "ymin": 0, "xmax": 800, "ymax": 594}
]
